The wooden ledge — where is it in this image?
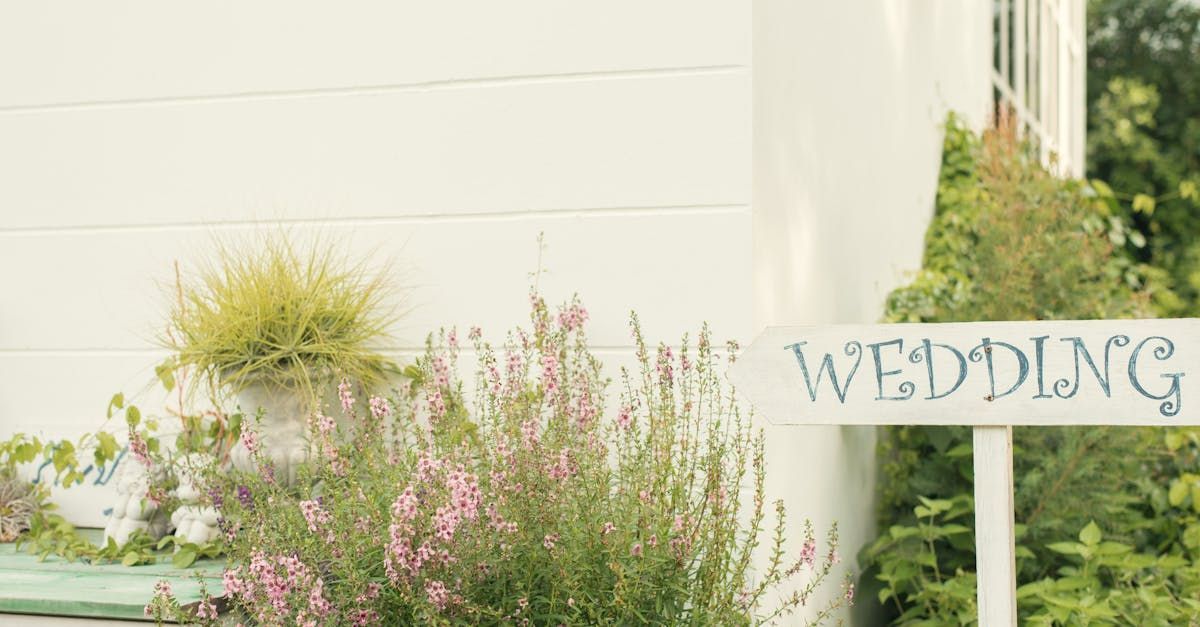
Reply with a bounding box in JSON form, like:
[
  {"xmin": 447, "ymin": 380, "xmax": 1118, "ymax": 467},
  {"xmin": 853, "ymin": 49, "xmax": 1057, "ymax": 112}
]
[{"xmin": 0, "ymin": 530, "xmax": 224, "ymax": 622}]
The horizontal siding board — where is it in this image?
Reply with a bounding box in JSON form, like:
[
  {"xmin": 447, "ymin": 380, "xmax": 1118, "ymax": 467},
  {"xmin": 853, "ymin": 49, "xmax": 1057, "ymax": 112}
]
[
  {"xmin": 0, "ymin": 2, "xmax": 747, "ymax": 109},
  {"xmin": 0, "ymin": 210, "xmax": 752, "ymax": 352},
  {"xmin": 0, "ymin": 72, "xmax": 749, "ymax": 229}
]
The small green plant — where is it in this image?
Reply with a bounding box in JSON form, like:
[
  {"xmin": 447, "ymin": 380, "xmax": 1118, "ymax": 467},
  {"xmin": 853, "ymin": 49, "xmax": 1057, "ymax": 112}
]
[
  {"xmin": 14, "ymin": 512, "xmax": 222, "ymax": 568},
  {"xmin": 166, "ymin": 234, "xmax": 400, "ymax": 402},
  {"xmin": 0, "ymin": 472, "xmax": 43, "ymax": 542}
]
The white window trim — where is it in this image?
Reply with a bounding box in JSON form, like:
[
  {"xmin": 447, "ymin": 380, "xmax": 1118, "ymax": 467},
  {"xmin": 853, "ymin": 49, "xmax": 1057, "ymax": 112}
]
[{"xmin": 992, "ymin": 0, "xmax": 1085, "ymax": 177}]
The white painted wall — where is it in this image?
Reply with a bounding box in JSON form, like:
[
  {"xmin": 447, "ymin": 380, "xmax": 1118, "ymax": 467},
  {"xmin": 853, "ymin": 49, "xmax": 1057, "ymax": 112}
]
[
  {"xmin": 0, "ymin": 0, "xmax": 752, "ymax": 524},
  {"xmin": 0, "ymin": 2, "xmax": 992, "ymax": 623}
]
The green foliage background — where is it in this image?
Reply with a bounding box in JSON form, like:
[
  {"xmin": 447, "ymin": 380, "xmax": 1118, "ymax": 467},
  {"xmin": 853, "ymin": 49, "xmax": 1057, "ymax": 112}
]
[
  {"xmin": 862, "ymin": 114, "xmax": 1200, "ymax": 624},
  {"xmin": 863, "ymin": 4, "xmax": 1200, "ymax": 623},
  {"xmin": 1087, "ymin": 0, "xmax": 1200, "ymax": 314}
]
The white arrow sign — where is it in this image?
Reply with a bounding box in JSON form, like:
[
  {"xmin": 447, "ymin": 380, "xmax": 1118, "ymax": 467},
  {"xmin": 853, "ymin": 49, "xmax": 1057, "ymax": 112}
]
[
  {"xmin": 729, "ymin": 318, "xmax": 1199, "ymax": 626},
  {"xmin": 729, "ymin": 319, "xmax": 1195, "ymax": 427}
]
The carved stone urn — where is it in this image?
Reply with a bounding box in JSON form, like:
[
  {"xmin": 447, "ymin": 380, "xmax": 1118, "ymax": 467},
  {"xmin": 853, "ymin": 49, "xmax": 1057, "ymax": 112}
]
[{"xmin": 227, "ymin": 381, "xmax": 312, "ymax": 487}]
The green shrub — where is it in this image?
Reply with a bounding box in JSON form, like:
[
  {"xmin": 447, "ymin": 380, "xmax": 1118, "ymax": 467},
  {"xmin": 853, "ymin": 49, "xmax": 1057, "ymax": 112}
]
[{"xmin": 862, "ymin": 115, "xmax": 1200, "ymax": 625}]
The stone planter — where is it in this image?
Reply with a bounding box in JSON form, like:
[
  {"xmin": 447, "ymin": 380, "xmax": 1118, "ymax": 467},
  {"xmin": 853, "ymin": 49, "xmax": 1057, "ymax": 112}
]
[{"xmin": 227, "ymin": 381, "xmax": 312, "ymax": 487}]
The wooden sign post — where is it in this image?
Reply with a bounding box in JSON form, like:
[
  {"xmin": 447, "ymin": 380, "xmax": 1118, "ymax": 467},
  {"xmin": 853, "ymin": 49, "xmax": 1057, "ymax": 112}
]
[{"xmin": 728, "ymin": 319, "xmax": 1196, "ymax": 626}]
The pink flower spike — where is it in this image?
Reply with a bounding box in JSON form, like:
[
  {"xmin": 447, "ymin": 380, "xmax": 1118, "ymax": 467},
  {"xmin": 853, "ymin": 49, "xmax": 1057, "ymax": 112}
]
[{"xmin": 339, "ymin": 379, "xmax": 355, "ymax": 413}]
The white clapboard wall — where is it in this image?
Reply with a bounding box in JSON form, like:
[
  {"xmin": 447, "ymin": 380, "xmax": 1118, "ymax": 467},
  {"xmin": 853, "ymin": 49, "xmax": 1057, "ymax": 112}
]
[{"xmin": 0, "ymin": 2, "xmax": 752, "ymax": 524}]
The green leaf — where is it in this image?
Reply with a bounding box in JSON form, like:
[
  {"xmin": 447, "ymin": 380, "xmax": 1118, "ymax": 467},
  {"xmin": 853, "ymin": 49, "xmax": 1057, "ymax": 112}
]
[
  {"xmin": 172, "ymin": 548, "xmax": 197, "ymax": 569},
  {"xmin": 94, "ymin": 432, "xmax": 119, "ymax": 466},
  {"xmin": 107, "ymin": 393, "xmax": 124, "ymax": 419},
  {"xmin": 1180, "ymin": 180, "xmax": 1198, "ymax": 202},
  {"xmin": 125, "ymin": 406, "xmax": 141, "ymax": 429},
  {"xmin": 1166, "ymin": 431, "xmax": 1186, "ymax": 451},
  {"xmin": 121, "ymin": 552, "xmax": 140, "ymax": 567},
  {"xmin": 1091, "ymin": 179, "xmax": 1115, "ymax": 198},
  {"xmin": 1169, "ymin": 480, "xmax": 1189, "ymax": 507},
  {"xmin": 154, "ymin": 359, "xmax": 176, "ymax": 392},
  {"xmin": 1132, "ymin": 193, "xmax": 1156, "ymax": 215},
  {"xmin": 1048, "ymin": 542, "xmax": 1082, "ymax": 555},
  {"xmin": 1079, "ymin": 521, "xmax": 1102, "ymax": 546}
]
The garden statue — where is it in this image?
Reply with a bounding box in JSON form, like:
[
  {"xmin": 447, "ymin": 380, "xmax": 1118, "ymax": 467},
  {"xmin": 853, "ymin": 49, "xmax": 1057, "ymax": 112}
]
[
  {"xmin": 170, "ymin": 453, "xmax": 220, "ymax": 546},
  {"xmin": 102, "ymin": 458, "xmax": 169, "ymax": 546}
]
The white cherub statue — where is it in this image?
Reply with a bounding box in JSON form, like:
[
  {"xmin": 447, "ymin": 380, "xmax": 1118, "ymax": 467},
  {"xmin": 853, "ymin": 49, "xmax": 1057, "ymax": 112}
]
[
  {"xmin": 170, "ymin": 453, "xmax": 220, "ymax": 546},
  {"xmin": 102, "ymin": 459, "xmax": 169, "ymax": 546}
]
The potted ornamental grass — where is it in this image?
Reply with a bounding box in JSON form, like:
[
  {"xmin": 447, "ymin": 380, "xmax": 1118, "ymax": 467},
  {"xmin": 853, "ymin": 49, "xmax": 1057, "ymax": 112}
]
[{"xmin": 165, "ymin": 234, "xmax": 400, "ymax": 484}]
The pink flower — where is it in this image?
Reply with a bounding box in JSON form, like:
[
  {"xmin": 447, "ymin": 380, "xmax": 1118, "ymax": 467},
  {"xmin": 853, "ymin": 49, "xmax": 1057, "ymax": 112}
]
[
  {"xmin": 432, "ymin": 505, "xmax": 461, "ymax": 542},
  {"xmin": 299, "ymin": 499, "xmax": 332, "ymax": 537},
  {"xmin": 656, "ymin": 346, "xmax": 675, "ymax": 384},
  {"xmin": 427, "ymin": 389, "xmax": 447, "ymax": 421},
  {"xmin": 391, "ymin": 486, "xmax": 419, "ymax": 522},
  {"xmin": 445, "ymin": 466, "xmax": 481, "ymax": 519},
  {"xmin": 520, "ymin": 419, "xmax": 540, "ymax": 450},
  {"xmin": 339, "ymin": 379, "xmax": 355, "ymax": 413},
  {"xmin": 197, "ymin": 597, "xmax": 217, "ymax": 620},
  {"xmin": 547, "ymin": 448, "xmax": 573, "ymax": 481},
  {"xmin": 602, "ymin": 521, "xmax": 616, "ymax": 535},
  {"xmin": 800, "ymin": 537, "xmax": 816, "ymax": 567},
  {"xmin": 630, "ymin": 542, "xmax": 643, "ymax": 557},
  {"xmin": 239, "ymin": 428, "xmax": 259, "ymax": 455},
  {"xmin": 541, "ymin": 353, "xmax": 560, "ymax": 398},
  {"xmin": 557, "ymin": 303, "xmax": 589, "ymax": 332},
  {"xmin": 314, "ymin": 413, "xmax": 336, "ymax": 437},
  {"xmin": 129, "ymin": 433, "xmax": 152, "ymax": 467},
  {"xmin": 617, "ymin": 405, "xmax": 633, "ymax": 430},
  {"xmin": 308, "ymin": 577, "xmax": 332, "ymax": 618},
  {"xmin": 425, "ymin": 579, "xmax": 449, "ymax": 610},
  {"xmin": 432, "ymin": 356, "xmax": 450, "ymax": 389},
  {"xmin": 543, "ymin": 533, "xmax": 559, "ymax": 550},
  {"xmin": 369, "ymin": 396, "xmax": 391, "ymax": 419},
  {"xmin": 223, "ymin": 568, "xmax": 246, "ymax": 597}
]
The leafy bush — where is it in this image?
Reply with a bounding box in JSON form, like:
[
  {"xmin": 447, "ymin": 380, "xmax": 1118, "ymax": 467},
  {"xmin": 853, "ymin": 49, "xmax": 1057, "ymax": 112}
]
[
  {"xmin": 861, "ymin": 115, "xmax": 1200, "ymax": 624},
  {"xmin": 170, "ymin": 293, "xmax": 852, "ymax": 625},
  {"xmin": 1088, "ymin": 0, "xmax": 1200, "ymax": 315}
]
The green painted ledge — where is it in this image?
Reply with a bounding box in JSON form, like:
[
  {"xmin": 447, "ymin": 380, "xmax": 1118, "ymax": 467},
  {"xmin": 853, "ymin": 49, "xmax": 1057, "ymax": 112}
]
[{"xmin": 0, "ymin": 530, "xmax": 225, "ymax": 622}]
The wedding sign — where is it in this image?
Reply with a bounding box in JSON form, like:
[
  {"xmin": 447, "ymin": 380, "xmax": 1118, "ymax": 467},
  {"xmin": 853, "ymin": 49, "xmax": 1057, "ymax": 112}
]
[
  {"xmin": 728, "ymin": 318, "xmax": 1199, "ymax": 626},
  {"xmin": 729, "ymin": 319, "xmax": 1194, "ymax": 427}
]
